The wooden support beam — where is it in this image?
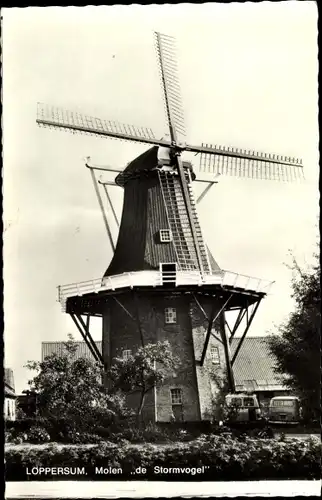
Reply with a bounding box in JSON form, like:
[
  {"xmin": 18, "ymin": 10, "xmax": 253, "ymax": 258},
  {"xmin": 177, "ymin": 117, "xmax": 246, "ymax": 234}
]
[
  {"xmin": 196, "ymin": 182, "xmax": 215, "ymax": 204},
  {"xmin": 86, "ymin": 314, "xmax": 90, "ymax": 330},
  {"xmin": 99, "ymin": 180, "xmax": 119, "ymax": 186},
  {"xmin": 224, "ymin": 319, "xmax": 232, "ymax": 336},
  {"xmin": 101, "ymin": 182, "xmax": 120, "ymax": 228},
  {"xmin": 192, "ymin": 293, "xmax": 208, "ymax": 320},
  {"xmin": 231, "ymin": 299, "xmax": 262, "ymax": 366},
  {"xmin": 228, "ymin": 307, "xmax": 247, "ymax": 344},
  {"xmin": 211, "ymin": 332, "xmax": 223, "ymax": 344},
  {"xmin": 76, "ymin": 314, "xmax": 104, "ymax": 365},
  {"xmin": 200, "ymin": 294, "xmax": 233, "ymax": 366},
  {"xmin": 88, "ymin": 168, "xmax": 115, "ymax": 252},
  {"xmin": 194, "ymin": 177, "xmax": 220, "ymax": 184},
  {"xmin": 70, "ymin": 313, "xmax": 103, "ymax": 366},
  {"xmin": 85, "ymin": 160, "xmax": 122, "ymax": 174},
  {"xmin": 192, "ymin": 294, "xmax": 223, "ymax": 344},
  {"xmin": 111, "ymin": 293, "xmax": 144, "ymax": 346},
  {"xmin": 113, "ymin": 296, "xmax": 135, "ymax": 320},
  {"xmin": 220, "ymin": 316, "xmax": 235, "ymax": 393},
  {"xmin": 133, "ymin": 292, "xmax": 144, "ymax": 347}
]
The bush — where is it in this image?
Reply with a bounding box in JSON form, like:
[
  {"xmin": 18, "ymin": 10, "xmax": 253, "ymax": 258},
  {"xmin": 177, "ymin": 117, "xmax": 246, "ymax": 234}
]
[
  {"xmin": 61, "ymin": 431, "xmax": 104, "ymax": 445},
  {"xmin": 5, "ymin": 429, "xmax": 16, "ymax": 443},
  {"xmin": 5, "ymin": 433, "xmax": 321, "ymax": 481},
  {"xmin": 107, "ymin": 423, "xmax": 202, "ymax": 444},
  {"xmin": 113, "ymin": 423, "xmax": 172, "ymax": 444},
  {"xmin": 5, "ymin": 425, "xmax": 29, "ymax": 444},
  {"xmin": 27, "ymin": 426, "xmax": 51, "ymax": 444},
  {"xmin": 6, "ymin": 418, "xmax": 44, "ymax": 433},
  {"xmin": 5, "ymin": 417, "xmax": 115, "ymax": 444}
]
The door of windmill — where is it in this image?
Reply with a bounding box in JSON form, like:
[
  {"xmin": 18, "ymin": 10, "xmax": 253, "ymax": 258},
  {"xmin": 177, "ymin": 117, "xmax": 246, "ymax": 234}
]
[
  {"xmin": 172, "ymin": 405, "xmax": 184, "ymax": 422},
  {"xmin": 160, "ymin": 263, "xmax": 177, "ymax": 287}
]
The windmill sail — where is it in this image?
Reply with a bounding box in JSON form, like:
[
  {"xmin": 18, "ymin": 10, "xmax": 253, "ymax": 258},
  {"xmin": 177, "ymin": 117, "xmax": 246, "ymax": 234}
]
[
  {"xmin": 198, "ymin": 143, "xmax": 304, "ymax": 181},
  {"xmin": 36, "ymin": 103, "xmax": 159, "ymax": 146},
  {"xmin": 154, "ymin": 32, "xmax": 209, "ymax": 274},
  {"xmin": 154, "ymin": 32, "xmax": 186, "ymax": 140}
]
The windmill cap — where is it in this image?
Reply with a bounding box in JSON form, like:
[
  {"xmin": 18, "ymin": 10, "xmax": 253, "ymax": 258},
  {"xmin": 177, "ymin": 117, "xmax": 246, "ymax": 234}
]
[{"xmin": 115, "ymin": 146, "xmax": 195, "ymax": 187}]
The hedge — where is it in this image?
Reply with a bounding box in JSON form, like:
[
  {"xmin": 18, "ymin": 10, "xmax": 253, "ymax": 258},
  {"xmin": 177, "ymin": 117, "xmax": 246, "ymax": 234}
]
[{"xmin": 5, "ymin": 433, "xmax": 321, "ymax": 481}]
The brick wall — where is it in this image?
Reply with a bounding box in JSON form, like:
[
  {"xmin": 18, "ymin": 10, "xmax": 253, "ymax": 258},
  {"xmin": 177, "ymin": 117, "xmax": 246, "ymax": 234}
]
[
  {"xmin": 189, "ymin": 297, "xmax": 228, "ymax": 420},
  {"xmin": 153, "ymin": 294, "xmax": 200, "ymax": 422},
  {"xmin": 102, "ymin": 291, "xmax": 202, "ymax": 422},
  {"xmin": 102, "ymin": 293, "xmax": 155, "ymax": 421}
]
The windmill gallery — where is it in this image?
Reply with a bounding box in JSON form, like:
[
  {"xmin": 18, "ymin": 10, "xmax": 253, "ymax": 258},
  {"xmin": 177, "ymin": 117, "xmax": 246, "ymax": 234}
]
[{"xmin": 36, "ymin": 31, "xmax": 304, "ymax": 424}]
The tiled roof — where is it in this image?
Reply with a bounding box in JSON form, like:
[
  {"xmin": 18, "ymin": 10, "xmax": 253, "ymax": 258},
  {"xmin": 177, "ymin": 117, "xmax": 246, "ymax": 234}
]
[
  {"xmin": 42, "ymin": 341, "xmax": 102, "ymax": 362},
  {"xmin": 5, "ymin": 383, "xmax": 16, "ymax": 398},
  {"xmin": 42, "ymin": 337, "xmax": 286, "ymax": 390},
  {"xmin": 230, "ymin": 337, "xmax": 286, "ymax": 389}
]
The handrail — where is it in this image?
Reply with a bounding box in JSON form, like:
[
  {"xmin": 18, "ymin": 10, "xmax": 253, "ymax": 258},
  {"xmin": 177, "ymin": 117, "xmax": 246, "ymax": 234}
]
[{"xmin": 57, "ymin": 269, "xmax": 274, "ymax": 310}]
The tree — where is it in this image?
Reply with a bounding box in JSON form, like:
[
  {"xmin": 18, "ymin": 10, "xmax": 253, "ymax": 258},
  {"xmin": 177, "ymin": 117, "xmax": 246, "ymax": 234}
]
[
  {"xmin": 25, "ymin": 334, "xmax": 127, "ymax": 433},
  {"xmin": 16, "ymin": 390, "xmax": 38, "ymax": 418},
  {"xmin": 107, "ymin": 340, "xmax": 179, "ymax": 421},
  {"xmin": 267, "ymin": 252, "xmax": 320, "ymax": 421},
  {"xmin": 208, "ymin": 367, "xmax": 231, "ymax": 423}
]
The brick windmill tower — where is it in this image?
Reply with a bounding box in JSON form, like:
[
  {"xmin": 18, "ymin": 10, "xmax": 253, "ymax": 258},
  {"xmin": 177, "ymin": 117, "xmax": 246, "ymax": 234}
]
[{"xmin": 37, "ymin": 32, "xmax": 304, "ymax": 422}]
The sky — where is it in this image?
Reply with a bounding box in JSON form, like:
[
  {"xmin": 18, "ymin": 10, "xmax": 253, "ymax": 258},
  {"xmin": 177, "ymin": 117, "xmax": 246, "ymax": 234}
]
[{"xmin": 3, "ymin": 3, "xmax": 319, "ymax": 394}]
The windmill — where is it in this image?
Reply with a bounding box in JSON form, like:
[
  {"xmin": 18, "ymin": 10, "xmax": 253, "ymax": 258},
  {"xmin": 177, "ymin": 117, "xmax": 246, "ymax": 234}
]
[{"xmin": 37, "ymin": 32, "xmax": 303, "ymax": 422}]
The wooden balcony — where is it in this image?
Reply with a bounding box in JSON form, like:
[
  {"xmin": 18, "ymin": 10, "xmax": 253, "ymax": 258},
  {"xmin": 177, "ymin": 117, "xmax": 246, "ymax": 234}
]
[{"xmin": 58, "ymin": 270, "xmax": 274, "ymax": 312}]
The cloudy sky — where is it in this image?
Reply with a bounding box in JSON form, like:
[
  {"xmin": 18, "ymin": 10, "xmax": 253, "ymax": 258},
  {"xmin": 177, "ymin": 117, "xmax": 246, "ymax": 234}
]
[{"xmin": 3, "ymin": 3, "xmax": 319, "ymax": 393}]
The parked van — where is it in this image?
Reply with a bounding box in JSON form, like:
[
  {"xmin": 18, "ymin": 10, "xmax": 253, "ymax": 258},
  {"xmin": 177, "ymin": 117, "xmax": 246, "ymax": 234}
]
[
  {"xmin": 268, "ymin": 396, "xmax": 302, "ymax": 424},
  {"xmin": 224, "ymin": 393, "xmax": 262, "ymax": 423}
]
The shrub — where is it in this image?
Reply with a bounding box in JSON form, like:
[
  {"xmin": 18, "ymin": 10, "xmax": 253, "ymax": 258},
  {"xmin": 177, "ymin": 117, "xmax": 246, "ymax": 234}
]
[
  {"xmin": 5, "ymin": 425, "xmax": 29, "ymax": 444},
  {"xmin": 5, "ymin": 433, "xmax": 321, "ymax": 481},
  {"xmin": 61, "ymin": 431, "xmax": 103, "ymax": 444},
  {"xmin": 6, "ymin": 417, "xmax": 111, "ymax": 444},
  {"xmin": 27, "ymin": 426, "xmax": 51, "ymax": 444},
  {"xmin": 11, "ymin": 434, "xmax": 28, "ymax": 445},
  {"xmin": 6, "ymin": 418, "xmax": 44, "ymax": 433},
  {"xmin": 5, "ymin": 429, "xmax": 15, "ymax": 443},
  {"xmin": 107, "ymin": 423, "xmax": 200, "ymax": 444}
]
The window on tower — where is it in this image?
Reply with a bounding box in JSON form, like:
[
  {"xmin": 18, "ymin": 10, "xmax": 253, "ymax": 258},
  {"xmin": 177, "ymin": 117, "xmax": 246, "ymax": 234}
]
[
  {"xmin": 210, "ymin": 346, "xmax": 220, "ymax": 364},
  {"xmin": 159, "ymin": 229, "xmax": 172, "ymax": 243},
  {"xmin": 165, "ymin": 307, "xmax": 177, "ymax": 324},
  {"xmin": 170, "ymin": 388, "xmax": 183, "ymax": 405},
  {"xmin": 122, "ymin": 349, "xmax": 132, "ymax": 360},
  {"xmin": 170, "ymin": 388, "xmax": 184, "ymax": 422}
]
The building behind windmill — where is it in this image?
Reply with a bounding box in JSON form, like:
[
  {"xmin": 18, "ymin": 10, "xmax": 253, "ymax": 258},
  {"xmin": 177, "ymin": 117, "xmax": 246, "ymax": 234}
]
[
  {"xmin": 4, "ymin": 368, "xmax": 16, "ymax": 421},
  {"xmin": 42, "ymin": 337, "xmax": 289, "ymax": 419}
]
